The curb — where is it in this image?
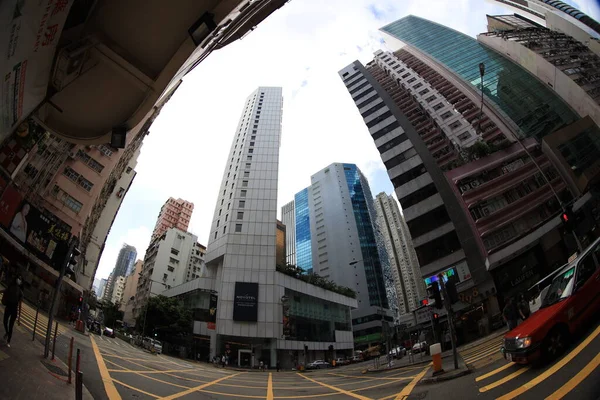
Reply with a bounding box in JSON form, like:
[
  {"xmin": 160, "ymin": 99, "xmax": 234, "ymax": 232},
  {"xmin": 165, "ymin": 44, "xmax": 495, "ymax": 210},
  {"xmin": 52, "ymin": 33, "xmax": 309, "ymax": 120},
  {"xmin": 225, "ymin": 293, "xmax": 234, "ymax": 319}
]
[
  {"xmin": 418, "ymin": 367, "xmax": 473, "ymax": 385},
  {"xmin": 365, "ymin": 353, "xmax": 455, "ymax": 373}
]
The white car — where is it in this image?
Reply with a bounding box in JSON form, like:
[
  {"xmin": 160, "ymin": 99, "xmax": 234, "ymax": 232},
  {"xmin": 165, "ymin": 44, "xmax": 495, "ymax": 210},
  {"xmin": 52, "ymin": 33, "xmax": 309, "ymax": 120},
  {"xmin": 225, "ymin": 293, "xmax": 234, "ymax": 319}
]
[
  {"xmin": 307, "ymin": 360, "xmax": 331, "ymax": 369},
  {"xmin": 412, "ymin": 342, "xmax": 428, "ymax": 354}
]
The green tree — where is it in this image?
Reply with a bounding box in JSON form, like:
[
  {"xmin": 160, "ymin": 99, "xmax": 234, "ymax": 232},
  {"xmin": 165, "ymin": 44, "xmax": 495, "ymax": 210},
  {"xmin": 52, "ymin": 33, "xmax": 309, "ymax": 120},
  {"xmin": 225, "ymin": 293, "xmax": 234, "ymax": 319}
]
[
  {"xmin": 102, "ymin": 301, "xmax": 123, "ymax": 327},
  {"xmin": 135, "ymin": 295, "xmax": 192, "ymax": 338}
]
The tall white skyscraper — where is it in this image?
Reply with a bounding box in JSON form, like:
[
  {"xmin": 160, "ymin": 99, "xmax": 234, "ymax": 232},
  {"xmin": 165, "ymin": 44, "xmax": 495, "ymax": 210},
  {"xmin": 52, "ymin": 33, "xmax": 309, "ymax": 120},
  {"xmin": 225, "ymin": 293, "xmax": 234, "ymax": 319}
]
[
  {"xmin": 281, "ymin": 200, "xmax": 296, "ymax": 266},
  {"xmin": 164, "ymin": 87, "xmax": 357, "ymax": 368},
  {"xmin": 374, "ymin": 193, "xmax": 427, "ymax": 315}
]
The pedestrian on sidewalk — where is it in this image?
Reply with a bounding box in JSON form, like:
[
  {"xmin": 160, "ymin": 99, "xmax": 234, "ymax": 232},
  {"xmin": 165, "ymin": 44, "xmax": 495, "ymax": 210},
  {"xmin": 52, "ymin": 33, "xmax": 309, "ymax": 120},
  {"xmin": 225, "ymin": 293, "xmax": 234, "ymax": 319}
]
[
  {"xmin": 502, "ymin": 298, "xmax": 519, "ymax": 331},
  {"xmin": 1, "ymin": 275, "xmax": 23, "ymax": 348},
  {"xmin": 518, "ymin": 294, "xmax": 531, "ymax": 321}
]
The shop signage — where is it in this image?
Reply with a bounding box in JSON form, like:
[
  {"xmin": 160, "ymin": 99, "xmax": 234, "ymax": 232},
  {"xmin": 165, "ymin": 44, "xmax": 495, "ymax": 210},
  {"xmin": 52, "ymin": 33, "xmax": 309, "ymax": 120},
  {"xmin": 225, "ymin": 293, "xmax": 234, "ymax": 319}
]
[
  {"xmin": 233, "ymin": 282, "xmax": 258, "ymax": 322},
  {"xmin": 354, "ymin": 332, "xmax": 381, "ymax": 344},
  {"xmin": 0, "ymin": 192, "xmax": 71, "ymax": 267},
  {"xmin": 0, "ymin": 0, "xmax": 75, "ymax": 141}
]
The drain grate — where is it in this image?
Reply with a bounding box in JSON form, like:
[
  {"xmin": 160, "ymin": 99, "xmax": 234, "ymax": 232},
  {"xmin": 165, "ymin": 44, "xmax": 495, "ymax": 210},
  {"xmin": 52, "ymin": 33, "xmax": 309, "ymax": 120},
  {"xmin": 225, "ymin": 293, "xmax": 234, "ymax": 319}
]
[{"xmin": 41, "ymin": 360, "xmax": 68, "ymax": 377}]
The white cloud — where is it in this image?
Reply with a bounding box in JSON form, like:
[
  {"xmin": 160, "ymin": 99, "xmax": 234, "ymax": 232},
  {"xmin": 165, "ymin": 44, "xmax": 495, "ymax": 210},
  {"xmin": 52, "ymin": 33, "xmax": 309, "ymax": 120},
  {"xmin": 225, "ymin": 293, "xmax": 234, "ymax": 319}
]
[{"xmin": 94, "ymin": 0, "xmax": 598, "ymax": 279}]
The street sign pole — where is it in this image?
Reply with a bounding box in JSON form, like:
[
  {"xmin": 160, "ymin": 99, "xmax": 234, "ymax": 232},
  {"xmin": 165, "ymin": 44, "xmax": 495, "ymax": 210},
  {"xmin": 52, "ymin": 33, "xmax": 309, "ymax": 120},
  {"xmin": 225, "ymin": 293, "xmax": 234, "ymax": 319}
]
[{"xmin": 438, "ymin": 276, "xmax": 458, "ymax": 370}]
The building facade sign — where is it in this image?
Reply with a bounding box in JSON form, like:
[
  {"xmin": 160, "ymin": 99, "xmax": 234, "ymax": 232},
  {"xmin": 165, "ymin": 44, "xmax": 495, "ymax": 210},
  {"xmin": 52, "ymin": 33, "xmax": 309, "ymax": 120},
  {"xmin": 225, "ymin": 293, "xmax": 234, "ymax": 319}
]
[{"xmin": 233, "ymin": 282, "xmax": 258, "ymax": 322}]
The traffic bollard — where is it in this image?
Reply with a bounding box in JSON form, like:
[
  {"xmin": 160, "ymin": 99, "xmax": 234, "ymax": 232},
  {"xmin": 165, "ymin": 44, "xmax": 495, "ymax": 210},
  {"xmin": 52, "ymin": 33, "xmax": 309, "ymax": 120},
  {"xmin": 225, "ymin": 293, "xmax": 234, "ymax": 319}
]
[
  {"xmin": 67, "ymin": 337, "xmax": 74, "ymax": 384},
  {"xmin": 430, "ymin": 343, "xmax": 443, "ymax": 375},
  {"xmin": 32, "ymin": 303, "xmax": 40, "ymax": 341},
  {"xmin": 51, "ymin": 321, "xmax": 58, "ymax": 360},
  {"xmin": 76, "ymin": 348, "xmax": 81, "ymax": 376},
  {"xmin": 76, "ymin": 371, "xmax": 83, "ymax": 400}
]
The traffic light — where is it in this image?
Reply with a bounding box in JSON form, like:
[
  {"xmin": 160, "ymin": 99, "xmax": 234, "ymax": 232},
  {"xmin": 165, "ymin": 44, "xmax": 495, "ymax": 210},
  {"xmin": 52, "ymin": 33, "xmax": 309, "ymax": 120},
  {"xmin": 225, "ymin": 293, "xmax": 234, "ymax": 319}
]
[
  {"xmin": 428, "ymin": 282, "xmax": 443, "ymax": 309},
  {"xmin": 65, "ymin": 247, "xmax": 81, "ymax": 278},
  {"xmin": 421, "ymin": 299, "xmax": 429, "ymax": 306},
  {"xmin": 446, "ymin": 276, "xmax": 459, "ymax": 304},
  {"xmin": 560, "ymin": 205, "xmax": 575, "ymax": 233},
  {"xmin": 433, "ymin": 313, "xmax": 439, "ymax": 319}
]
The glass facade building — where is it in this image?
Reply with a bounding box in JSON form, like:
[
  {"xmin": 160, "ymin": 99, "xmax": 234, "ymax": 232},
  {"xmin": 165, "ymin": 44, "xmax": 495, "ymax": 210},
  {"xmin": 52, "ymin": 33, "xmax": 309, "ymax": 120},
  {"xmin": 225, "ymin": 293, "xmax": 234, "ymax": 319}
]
[
  {"xmin": 294, "ymin": 188, "xmax": 313, "ymax": 273},
  {"xmin": 343, "ymin": 164, "xmax": 389, "ymax": 309},
  {"xmin": 380, "ymin": 16, "xmax": 579, "ymax": 141}
]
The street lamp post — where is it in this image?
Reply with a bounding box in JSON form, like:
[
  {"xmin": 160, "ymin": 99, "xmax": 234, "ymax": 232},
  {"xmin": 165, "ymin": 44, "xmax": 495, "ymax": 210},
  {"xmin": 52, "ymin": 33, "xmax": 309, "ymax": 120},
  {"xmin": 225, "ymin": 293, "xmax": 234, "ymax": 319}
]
[{"xmin": 476, "ymin": 62, "xmax": 582, "ymax": 252}]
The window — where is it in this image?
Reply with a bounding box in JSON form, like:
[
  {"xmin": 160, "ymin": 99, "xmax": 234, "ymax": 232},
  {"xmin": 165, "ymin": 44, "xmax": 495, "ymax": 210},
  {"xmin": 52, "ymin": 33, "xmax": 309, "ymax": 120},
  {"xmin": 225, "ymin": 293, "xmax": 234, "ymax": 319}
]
[
  {"xmin": 377, "ymin": 134, "xmax": 407, "ymax": 153},
  {"xmin": 413, "ymin": 82, "xmax": 423, "ymax": 89},
  {"xmin": 242, "ymin": 180, "xmax": 248, "ymax": 187},
  {"xmin": 241, "ymin": 190, "xmax": 247, "ymax": 197},
  {"xmin": 64, "ymin": 193, "xmax": 83, "ymax": 213},
  {"xmin": 419, "ymin": 88, "xmax": 430, "ymax": 96},
  {"xmin": 426, "ymin": 95, "xmax": 436, "ymax": 102},
  {"xmin": 239, "ymin": 200, "xmax": 246, "ymax": 208},
  {"xmin": 407, "ymin": 77, "xmax": 417, "ymax": 84},
  {"xmin": 237, "ymin": 212, "xmax": 244, "ymax": 220},
  {"xmin": 248, "ymin": 149, "xmax": 253, "ymax": 154},
  {"xmin": 246, "ymin": 163, "xmax": 251, "ymax": 168},
  {"xmin": 243, "ymin": 172, "xmax": 250, "ymax": 178},
  {"xmin": 225, "ymin": 214, "xmax": 228, "ymax": 221},
  {"xmin": 214, "ymin": 231, "xmax": 218, "ymax": 239},
  {"xmin": 167, "ymin": 266, "xmax": 175, "ymax": 272},
  {"xmin": 217, "ymin": 220, "xmax": 220, "ymax": 227},
  {"xmin": 250, "ymin": 142, "xmax": 255, "ymax": 146},
  {"xmin": 247, "ymin": 156, "xmax": 252, "ymax": 160},
  {"xmin": 366, "ymin": 111, "xmax": 393, "ymax": 128},
  {"xmin": 372, "ymin": 121, "xmax": 400, "ymax": 141},
  {"xmin": 441, "ymin": 111, "xmax": 453, "ymax": 119},
  {"xmin": 235, "ymin": 224, "xmax": 242, "ymax": 233},
  {"xmin": 458, "ymin": 131, "xmax": 471, "ymax": 141},
  {"xmin": 449, "ymin": 120, "xmax": 462, "ymax": 130},
  {"xmin": 223, "ymin": 226, "xmax": 227, "ymax": 234},
  {"xmin": 433, "ymin": 103, "xmax": 444, "ymax": 111},
  {"xmin": 170, "ymin": 248, "xmax": 179, "ymax": 255}
]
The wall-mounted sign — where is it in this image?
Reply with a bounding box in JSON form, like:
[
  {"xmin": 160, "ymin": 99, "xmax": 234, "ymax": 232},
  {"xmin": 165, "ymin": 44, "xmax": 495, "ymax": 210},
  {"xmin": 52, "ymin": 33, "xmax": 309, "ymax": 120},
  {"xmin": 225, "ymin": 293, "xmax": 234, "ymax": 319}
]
[{"xmin": 233, "ymin": 282, "xmax": 258, "ymax": 322}]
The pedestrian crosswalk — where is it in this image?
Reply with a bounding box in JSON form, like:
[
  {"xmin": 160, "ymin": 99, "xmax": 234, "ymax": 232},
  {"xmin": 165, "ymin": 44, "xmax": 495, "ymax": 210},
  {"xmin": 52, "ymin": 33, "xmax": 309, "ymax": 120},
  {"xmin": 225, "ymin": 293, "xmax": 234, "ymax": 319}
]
[
  {"xmin": 0, "ymin": 293, "xmax": 69, "ymax": 341},
  {"xmin": 460, "ymin": 336, "xmax": 504, "ymax": 369}
]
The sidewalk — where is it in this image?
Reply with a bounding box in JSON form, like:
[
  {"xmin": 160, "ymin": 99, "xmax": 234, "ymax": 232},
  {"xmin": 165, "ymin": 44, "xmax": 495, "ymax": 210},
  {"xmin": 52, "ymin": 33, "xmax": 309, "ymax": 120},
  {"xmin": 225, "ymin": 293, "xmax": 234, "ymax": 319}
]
[
  {"xmin": 0, "ymin": 308, "xmax": 93, "ymax": 400},
  {"xmin": 419, "ymin": 353, "xmax": 471, "ymax": 384}
]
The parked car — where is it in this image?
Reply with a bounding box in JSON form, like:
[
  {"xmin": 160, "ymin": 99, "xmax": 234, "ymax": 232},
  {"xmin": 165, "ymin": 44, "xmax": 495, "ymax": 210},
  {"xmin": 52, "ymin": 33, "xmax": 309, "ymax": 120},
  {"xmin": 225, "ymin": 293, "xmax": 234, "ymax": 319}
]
[
  {"xmin": 502, "ymin": 237, "xmax": 600, "ymax": 364},
  {"xmin": 334, "ymin": 358, "xmax": 349, "ymax": 366},
  {"xmin": 411, "ymin": 342, "xmax": 428, "ymax": 354},
  {"xmin": 307, "ymin": 360, "xmax": 331, "ymax": 369},
  {"xmin": 103, "ymin": 327, "xmax": 116, "ymax": 338},
  {"xmin": 142, "ymin": 337, "xmax": 163, "ymax": 354},
  {"xmin": 350, "ymin": 355, "xmax": 362, "ymax": 363},
  {"xmin": 390, "ymin": 346, "xmax": 407, "ymax": 358}
]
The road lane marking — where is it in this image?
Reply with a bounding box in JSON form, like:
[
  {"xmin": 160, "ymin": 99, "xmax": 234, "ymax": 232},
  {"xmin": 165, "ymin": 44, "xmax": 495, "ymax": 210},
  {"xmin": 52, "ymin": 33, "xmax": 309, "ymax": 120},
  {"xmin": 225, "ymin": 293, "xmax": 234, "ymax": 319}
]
[
  {"xmin": 112, "ymin": 378, "xmax": 160, "ymax": 398},
  {"xmin": 199, "ymin": 390, "xmax": 269, "ymax": 398},
  {"xmin": 475, "ymin": 362, "xmax": 515, "ymax": 382},
  {"xmin": 108, "ymin": 368, "xmax": 201, "ymax": 374},
  {"xmin": 463, "ymin": 343, "xmax": 502, "ymax": 359},
  {"xmin": 297, "ymin": 373, "xmax": 371, "ymax": 400},
  {"xmin": 90, "ymin": 335, "xmax": 123, "ymax": 400},
  {"xmin": 393, "ymin": 365, "xmax": 430, "ymax": 400},
  {"xmin": 478, "ymin": 366, "xmax": 530, "ymax": 392},
  {"xmin": 545, "ymin": 351, "xmax": 600, "ymax": 400},
  {"xmin": 267, "ymin": 372, "xmax": 274, "ymax": 400},
  {"xmin": 327, "ymin": 373, "xmax": 415, "ymax": 380},
  {"xmin": 160, "ymin": 372, "xmax": 243, "ymax": 400},
  {"xmin": 460, "ymin": 340, "xmax": 503, "ymax": 356},
  {"xmin": 136, "ymin": 372, "xmax": 191, "ymax": 389},
  {"xmin": 497, "ymin": 323, "xmax": 600, "ymax": 400},
  {"xmin": 465, "ymin": 347, "xmax": 502, "ymax": 364}
]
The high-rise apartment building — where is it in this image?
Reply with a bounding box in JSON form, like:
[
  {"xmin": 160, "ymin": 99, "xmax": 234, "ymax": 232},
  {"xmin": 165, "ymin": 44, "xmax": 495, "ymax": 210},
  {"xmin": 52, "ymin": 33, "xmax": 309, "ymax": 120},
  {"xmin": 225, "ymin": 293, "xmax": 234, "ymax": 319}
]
[
  {"xmin": 136, "ymin": 228, "xmax": 204, "ymax": 306},
  {"xmin": 122, "ymin": 259, "xmax": 143, "ymax": 326},
  {"xmin": 490, "ymin": 0, "xmax": 600, "ymax": 47},
  {"xmin": 105, "ymin": 244, "xmax": 137, "ymax": 302},
  {"xmin": 163, "ymin": 88, "xmax": 357, "ymax": 368},
  {"xmin": 479, "ymin": 14, "xmax": 600, "ymax": 127},
  {"xmin": 283, "ymin": 163, "xmax": 392, "ymax": 348},
  {"xmin": 374, "ymin": 193, "xmax": 426, "ymax": 314},
  {"xmin": 151, "ymin": 198, "xmax": 194, "ymax": 240},
  {"xmin": 281, "ymin": 201, "xmax": 296, "ymax": 266},
  {"xmin": 339, "ymin": 15, "xmax": 586, "ymax": 328},
  {"xmin": 111, "ymin": 276, "xmax": 127, "ymax": 305},
  {"xmin": 96, "ymin": 278, "xmax": 107, "ymax": 299}
]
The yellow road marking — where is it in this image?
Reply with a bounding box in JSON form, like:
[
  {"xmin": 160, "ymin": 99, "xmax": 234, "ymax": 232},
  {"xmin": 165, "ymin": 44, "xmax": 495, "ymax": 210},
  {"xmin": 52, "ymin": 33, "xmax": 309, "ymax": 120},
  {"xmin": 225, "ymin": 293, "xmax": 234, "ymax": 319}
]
[
  {"xmin": 498, "ymin": 323, "xmax": 600, "ymax": 400},
  {"xmin": 90, "ymin": 335, "xmax": 123, "ymax": 400},
  {"xmin": 475, "ymin": 362, "xmax": 515, "ymax": 382},
  {"xmin": 393, "ymin": 365, "xmax": 430, "ymax": 400},
  {"xmin": 160, "ymin": 372, "xmax": 242, "ymax": 400},
  {"xmin": 298, "ymin": 372, "xmax": 371, "ymax": 400},
  {"xmin": 112, "ymin": 378, "xmax": 160, "ymax": 398},
  {"xmin": 108, "ymin": 368, "xmax": 207, "ymax": 374},
  {"xmin": 545, "ymin": 351, "xmax": 600, "ymax": 400},
  {"xmin": 460, "ymin": 339, "xmax": 502, "ymax": 354},
  {"xmin": 162, "ymin": 371, "xmax": 268, "ymax": 389},
  {"xmin": 351, "ymin": 377, "xmax": 413, "ymax": 392},
  {"xmin": 198, "ymin": 390, "xmax": 269, "ymax": 398},
  {"xmin": 462, "ymin": 344, "xmax": 502, "ymax": 360},
  {"xmin": 267, "ymin": 372, "xmax": 274, "ymax": 400},
  {"xmin": 478, "ymin": 366, "xmax": 530, "ymax": 392},
  {"xmin": 101, "ymin": 354, "xmax": 175, "ymax": 363},
  {"xmin": 327, "ymin": 372, "xmax": 415, "ymax": 381},
  {"xmin": 464, "ymin": 347, "xmax": 502, "ymax": 364},
  {"xmin": 135, "ymin": 371, "xmax": 190, "ymax": 389}
]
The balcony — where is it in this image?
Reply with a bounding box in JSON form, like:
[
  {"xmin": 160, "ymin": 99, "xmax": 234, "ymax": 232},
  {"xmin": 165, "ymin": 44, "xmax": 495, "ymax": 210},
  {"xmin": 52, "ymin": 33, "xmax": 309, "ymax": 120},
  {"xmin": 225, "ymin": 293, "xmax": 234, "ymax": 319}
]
[{"xmin": 30, "ymin": 0, "xmax": 288, "ymax": 144}]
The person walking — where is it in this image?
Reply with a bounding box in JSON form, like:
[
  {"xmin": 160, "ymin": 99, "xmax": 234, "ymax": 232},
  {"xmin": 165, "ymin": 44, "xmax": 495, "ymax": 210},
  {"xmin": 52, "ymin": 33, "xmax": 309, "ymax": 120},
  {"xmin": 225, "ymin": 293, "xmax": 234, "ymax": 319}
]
[
  {"xmin": 518, "ymin": 294, "xmax": 531, "ymax": 321},
  {"xmin": 502, "ymin": 298, "xmax": 519, "ymax": 331},
  {"xmin": 276, "ymin": 361, "xmax": 281, "ymax": 372},
  {"xmin": 1, "ymin": 275, "xmax": 23, "ymax": 348}
]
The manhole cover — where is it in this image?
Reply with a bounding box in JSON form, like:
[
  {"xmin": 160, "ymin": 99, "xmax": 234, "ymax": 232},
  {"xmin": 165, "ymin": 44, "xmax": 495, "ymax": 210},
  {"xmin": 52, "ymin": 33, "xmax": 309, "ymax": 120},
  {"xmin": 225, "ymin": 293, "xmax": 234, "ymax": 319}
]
[
  {"xmin": 407, "ymin": 391, "xmax": 428, "ymax": 400},
  {"xmin": 41, "ymin": 360, "xmax": 68, "ymax": 377}
]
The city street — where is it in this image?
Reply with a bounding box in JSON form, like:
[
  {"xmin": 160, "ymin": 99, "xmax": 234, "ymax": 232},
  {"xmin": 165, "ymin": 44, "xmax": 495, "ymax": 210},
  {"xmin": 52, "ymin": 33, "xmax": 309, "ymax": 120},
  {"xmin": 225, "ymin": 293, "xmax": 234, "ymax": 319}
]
[{"xmin": 92, "ymin": 334, "xmax": 422, "ymax": 399}]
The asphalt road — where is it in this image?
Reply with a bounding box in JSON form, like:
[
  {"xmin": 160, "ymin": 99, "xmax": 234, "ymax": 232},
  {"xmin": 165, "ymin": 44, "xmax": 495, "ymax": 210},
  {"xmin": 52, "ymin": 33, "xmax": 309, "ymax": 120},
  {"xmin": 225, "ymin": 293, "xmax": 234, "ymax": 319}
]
[
  {"xmin": 92, "ymin": 336, "xmax": 422, "ymax": 399},
  {"xmin": 410, "ymin": 318, "xmax": 600, "ymax": 400}
]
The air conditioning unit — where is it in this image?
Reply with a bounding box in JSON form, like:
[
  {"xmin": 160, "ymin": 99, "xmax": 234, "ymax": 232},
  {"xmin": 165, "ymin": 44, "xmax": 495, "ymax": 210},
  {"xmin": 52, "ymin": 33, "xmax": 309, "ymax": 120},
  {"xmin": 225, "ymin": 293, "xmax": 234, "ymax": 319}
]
[{"xmin": 52, "ymin": 38, "xmax": 94, "ymax": 91}]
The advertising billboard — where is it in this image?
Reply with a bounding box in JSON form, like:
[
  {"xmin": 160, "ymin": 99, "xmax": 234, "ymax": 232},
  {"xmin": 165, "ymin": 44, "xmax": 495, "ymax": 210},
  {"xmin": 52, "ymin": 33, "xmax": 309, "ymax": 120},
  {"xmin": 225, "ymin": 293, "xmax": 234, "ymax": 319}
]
[
  {"xmin": 233, "ymin": 282, "xmax": 259, "ymax": 322},
  {"xmin": 0, "ymin": 192, "xmax": 71, "ymax": 268}
]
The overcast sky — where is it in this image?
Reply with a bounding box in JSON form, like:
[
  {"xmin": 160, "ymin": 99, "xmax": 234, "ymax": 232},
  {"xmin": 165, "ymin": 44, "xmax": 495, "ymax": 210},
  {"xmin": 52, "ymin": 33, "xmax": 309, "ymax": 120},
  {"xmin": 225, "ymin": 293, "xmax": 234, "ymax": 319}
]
[{"xmin": 93, "ymin": 0, "xmax": 600, "ymax": 281}]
